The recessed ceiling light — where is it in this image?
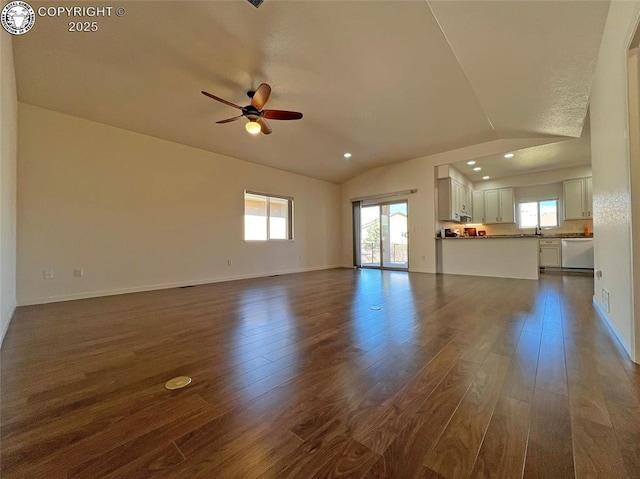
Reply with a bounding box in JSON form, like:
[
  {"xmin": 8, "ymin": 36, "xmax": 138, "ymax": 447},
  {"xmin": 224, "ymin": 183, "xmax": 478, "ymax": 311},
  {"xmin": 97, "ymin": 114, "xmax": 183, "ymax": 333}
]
[
  {"xmin": 504, "ymin": 153, "xmax": 514, "ymax": 158},
  {"xmin": 473, "ymin": 167, "xmax": 481, "ymax": 171},
  {"xmin": 482, "ymin": 175, "xmax": 490, "ymax": 180},
  {"xmin": 343, "ymin": 153, "xmax": 352, "ymax": 159},
  {"xmin": 466, "ymin": 161, "xmax": 476, "ymax": 165}
]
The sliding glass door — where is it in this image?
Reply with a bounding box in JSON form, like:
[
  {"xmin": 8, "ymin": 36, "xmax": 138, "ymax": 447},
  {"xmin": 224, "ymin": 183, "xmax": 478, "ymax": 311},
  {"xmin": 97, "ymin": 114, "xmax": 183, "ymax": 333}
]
[
  {"xmin": 357, "ymin": 201, "xmax": 408, "ymax": 270},
  {"xmin": 360, "ymin": 205, "xmax": 381, "ymax": 267}
]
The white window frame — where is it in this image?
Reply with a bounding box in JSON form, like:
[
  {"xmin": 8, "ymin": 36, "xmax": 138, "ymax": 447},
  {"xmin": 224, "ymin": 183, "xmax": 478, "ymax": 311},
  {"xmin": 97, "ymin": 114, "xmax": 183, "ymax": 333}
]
[
  {"xmin": 518, "ymin": 198, "xmax": 559, "ymax": 229},
  {"xmin": 244, "ymin": 190, "xmax": 294, "ymax": 241}
]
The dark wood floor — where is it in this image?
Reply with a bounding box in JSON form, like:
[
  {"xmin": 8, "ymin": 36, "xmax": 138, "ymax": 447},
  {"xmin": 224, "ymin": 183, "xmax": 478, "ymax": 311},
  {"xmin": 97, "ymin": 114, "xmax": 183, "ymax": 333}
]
[{"xmin": 1, "ymin": 269, "xmax": 639, "ymax": 478}]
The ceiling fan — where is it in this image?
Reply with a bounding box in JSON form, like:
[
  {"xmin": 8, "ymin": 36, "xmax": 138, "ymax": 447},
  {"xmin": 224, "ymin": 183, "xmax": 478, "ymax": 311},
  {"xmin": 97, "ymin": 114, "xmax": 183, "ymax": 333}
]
[{"xmin": 201, "ymin": 83, "xmax": 303, "ymax": 135}]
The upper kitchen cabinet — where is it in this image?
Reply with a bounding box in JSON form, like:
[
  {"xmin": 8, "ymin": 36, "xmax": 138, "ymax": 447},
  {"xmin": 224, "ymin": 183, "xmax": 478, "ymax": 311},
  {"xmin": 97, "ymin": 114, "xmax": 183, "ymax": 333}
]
[
  {"xmin": 483, "ymin": 188, "xmax": 515, "ymax": 224},
  {"xmin": 563, "ymin": 177, "xmax": 592, "ymax": 219},
  {"xmin": 472, "ymin": 190, "xmax": 485, "ymax": 223},
  {"xmin": 438, "ymin": 178, "xmax": 471, "ymax": 222}
]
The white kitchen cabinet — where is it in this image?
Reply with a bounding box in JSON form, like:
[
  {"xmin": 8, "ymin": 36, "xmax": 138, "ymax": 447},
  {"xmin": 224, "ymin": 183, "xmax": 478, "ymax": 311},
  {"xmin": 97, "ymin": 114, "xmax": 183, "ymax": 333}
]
[
  {"xmin": 483, "ymin": 188, "xmax": 515, "ymax": 224},
  {"xmin": 585, "ymin": 177, "xmax": 592, "ymax": 217},
  {"xmin": 464, "ymin": 186, "xmax": 472, "ymax": 217},
  {"xmin": 499, "ymin": 188, "xmax": 515, "ymax": 223},
  {"xmin": 457, "ymin": 182, "xmax": 471, "ymax": 217},
  {"xmin": 438, "ymin": 178, "xmax": 471, "ymax": 222},
  {"xmin": 563, "ymin": 177, "xmax": 592, "ymax": 219},
  {"xmin": 472, "ymin": 190, "xmax": 485, "ymax": 223},
  {"xmin": 438, "ymin": 178, "xmax": 459, "ymax": 222},
  {"xmin": 484, "ymin": 190, "xmax": 499, "ymax": 224},
  {"xmin": 539, "ymin": 239, "xmax": 561, "ymax": 267}
]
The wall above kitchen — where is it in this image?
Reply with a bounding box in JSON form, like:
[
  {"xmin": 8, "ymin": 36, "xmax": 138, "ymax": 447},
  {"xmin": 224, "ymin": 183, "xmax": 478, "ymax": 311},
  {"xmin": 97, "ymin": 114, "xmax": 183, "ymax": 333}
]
[{"xmin": 474, "ymin": 165, "xmax": 592, "ymax": 191}]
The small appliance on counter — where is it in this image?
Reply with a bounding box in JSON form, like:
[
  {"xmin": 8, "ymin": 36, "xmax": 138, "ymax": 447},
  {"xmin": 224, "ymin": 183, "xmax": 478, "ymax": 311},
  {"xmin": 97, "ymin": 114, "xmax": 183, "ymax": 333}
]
[
  {"xmin": 444, "ymin": 228, "xmax": 458, "ymax": 237},
  {"xmin": 477, "ymin": 230, "xmax": 486, "ymax": 237},
  {"xmin": 464, "ymin": 227, "xmax": 477, "ymax": 237}
]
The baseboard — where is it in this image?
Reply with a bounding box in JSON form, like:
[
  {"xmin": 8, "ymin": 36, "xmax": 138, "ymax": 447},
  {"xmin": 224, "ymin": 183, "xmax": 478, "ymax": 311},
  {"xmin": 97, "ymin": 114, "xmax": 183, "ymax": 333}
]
[
  {"xmin": 18, "ymin": 265, "xmax": 344, "ymax": 306},
  {"xmin": 342, "ymin": 266, "xmax": 435, "ymax": 274},
  {"xmin": 0, "ymin": 305, "xmax": 16, "ymax": 349},
  {"xmin": 592, "ymin": 295, "xmax": 633, "ymax": 359}
]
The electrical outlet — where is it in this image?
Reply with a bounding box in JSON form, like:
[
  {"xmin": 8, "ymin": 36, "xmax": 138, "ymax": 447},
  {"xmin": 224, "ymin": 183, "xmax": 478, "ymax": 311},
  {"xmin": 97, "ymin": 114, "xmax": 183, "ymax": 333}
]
[
  {"xmin": 43, "ymin": 270, "xmax": 54, "ymax": 280},
  {"xmin": 602, "ymin": 289, "xmax": 610, "ymax": 313},
  {"xmin": 74, "ymin": 268, "xmax": 83, "ymax": 278},
  {"xmin": 227, "ymin": 259, "xmax": 233, "ymax": 267}
]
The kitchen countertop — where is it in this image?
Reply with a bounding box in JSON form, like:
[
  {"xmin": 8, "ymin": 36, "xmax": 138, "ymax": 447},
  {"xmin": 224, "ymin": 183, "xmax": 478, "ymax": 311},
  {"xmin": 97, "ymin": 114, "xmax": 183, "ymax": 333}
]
[{"xmin": 437, "ymin": 234, "xmax": 593, "ymax": 239}]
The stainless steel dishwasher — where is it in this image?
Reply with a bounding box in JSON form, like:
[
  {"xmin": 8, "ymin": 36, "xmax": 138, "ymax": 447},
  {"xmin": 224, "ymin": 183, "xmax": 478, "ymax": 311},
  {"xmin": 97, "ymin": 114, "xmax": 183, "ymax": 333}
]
[{"xmin": 561, "ymin": 238, "xmax": 594, "ymax": 269}]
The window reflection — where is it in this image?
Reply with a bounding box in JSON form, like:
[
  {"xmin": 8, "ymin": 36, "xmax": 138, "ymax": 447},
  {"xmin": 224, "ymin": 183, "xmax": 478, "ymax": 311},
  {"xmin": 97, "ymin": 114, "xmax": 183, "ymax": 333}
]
[{"xmin": 350, "ymin": 270, "xmax": 417, "ymax": 352}]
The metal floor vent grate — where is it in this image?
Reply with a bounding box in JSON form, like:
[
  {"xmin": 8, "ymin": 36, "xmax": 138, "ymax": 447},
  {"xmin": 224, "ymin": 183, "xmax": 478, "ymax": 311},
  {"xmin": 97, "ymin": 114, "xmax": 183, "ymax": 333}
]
[{"xmin": 247, "ymin": 0, "xmax": 264, "ymax": 8}]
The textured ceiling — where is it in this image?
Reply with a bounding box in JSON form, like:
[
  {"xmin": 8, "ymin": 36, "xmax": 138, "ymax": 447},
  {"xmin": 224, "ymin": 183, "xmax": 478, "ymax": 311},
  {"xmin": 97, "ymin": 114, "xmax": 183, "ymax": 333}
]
[
  {"xmin": 13, "ymin": 1, "xmax": 609, "ymax": 183},
  {"xmin": 449, "ymin": 114, "xmax": 592, "ymax": 183}
]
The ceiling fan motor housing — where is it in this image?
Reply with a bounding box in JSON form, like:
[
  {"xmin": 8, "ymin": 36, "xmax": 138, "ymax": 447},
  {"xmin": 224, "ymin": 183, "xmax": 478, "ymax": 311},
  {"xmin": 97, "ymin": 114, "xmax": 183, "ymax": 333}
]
[{"xmin": 242, "ymin": 105, "xmax": 262, "ymax": 121}]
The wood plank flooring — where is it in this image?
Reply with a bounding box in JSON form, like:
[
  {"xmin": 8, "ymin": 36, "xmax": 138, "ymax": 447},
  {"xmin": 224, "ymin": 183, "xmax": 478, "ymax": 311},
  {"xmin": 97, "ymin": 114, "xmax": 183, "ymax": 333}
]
[{"xmin": 1, "ymin": 268, "xmax": 639, "ymax": 478}]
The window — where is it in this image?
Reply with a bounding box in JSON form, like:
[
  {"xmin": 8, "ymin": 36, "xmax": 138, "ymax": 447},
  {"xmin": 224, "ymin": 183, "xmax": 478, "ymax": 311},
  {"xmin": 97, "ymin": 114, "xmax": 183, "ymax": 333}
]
[
  {"xmin": 518, "ymin": 199, "xmax": 558, "ymax": 229},
  {"xmin": 244, "ymin": 191, "xmax": 293, "ymax": 240}
]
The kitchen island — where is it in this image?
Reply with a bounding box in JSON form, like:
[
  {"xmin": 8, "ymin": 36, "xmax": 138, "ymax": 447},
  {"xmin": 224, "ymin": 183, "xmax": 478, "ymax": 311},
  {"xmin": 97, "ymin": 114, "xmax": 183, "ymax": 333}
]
[{"xmin": 436, "ymin": 236, "xmax": 540, "ymax": 280}]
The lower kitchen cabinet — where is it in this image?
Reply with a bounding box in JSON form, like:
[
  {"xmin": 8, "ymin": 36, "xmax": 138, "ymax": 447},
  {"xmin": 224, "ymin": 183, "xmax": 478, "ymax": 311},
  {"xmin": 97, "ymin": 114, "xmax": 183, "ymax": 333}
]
[{"xmin": 539, "ymin": 239, "xmax": 561, "ymax": 267}]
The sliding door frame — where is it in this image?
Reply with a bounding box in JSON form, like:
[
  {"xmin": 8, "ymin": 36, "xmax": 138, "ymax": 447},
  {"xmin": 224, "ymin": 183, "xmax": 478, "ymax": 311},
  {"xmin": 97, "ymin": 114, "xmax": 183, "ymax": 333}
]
[{"xmin": 355, "ymin": 199, "xmax": 409, "ymax": 271}]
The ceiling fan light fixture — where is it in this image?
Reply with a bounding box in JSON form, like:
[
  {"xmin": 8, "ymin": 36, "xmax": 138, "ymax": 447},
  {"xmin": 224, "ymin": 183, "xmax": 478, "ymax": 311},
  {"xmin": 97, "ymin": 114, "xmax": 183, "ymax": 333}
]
[
  {"xmin": 202, "ymin": 84, "xmax": 302, "ymax": 136},
  {"xmin": 245, "ymin": 121, "xmax": 261, "ymax": 135}
]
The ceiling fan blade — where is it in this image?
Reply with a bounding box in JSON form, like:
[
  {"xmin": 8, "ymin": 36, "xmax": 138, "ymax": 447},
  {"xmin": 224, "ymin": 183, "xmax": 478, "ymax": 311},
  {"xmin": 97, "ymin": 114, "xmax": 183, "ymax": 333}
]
[
  {"xmin": 251, "ymin": 83, "xmax": 271, "ymax": 110},
  {"xmin": 216, "ymin": 115, "xmax": 243, "ymax": 124},
  {"xmin": 262, "ymin": 110, "xmax": 303, "ymax": 120},
  {"xmin": 201, "ymin": 91, "xmax": 242, "ymax": 110},
  {"xmin": 257, "ymin": 117, "xmax": 272, "ymax": 135}
]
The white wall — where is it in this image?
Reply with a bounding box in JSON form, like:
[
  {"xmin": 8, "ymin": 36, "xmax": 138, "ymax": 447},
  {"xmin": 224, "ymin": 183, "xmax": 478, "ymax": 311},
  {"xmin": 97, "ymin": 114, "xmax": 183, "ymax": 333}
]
[
  {"xmin": 436, "ymin": 164, "xmax": 473, "ymax": 189},
  {"xmin": 0, "ymin": 34, "xmax": 18, "ymax": 346},
  {"xmin": 17, "ymin": 104, "xmax": 342, "ymax": 305},
  {"xmin": 590, "ymin": 1, "xmax": 640, "ymax": 362},
  {"xmin": 342, "ymin": 156, "xmax": 438, "ymax": 272},
  {"xmin": 630, "ymin": 45, "xmax": 640, "ymax": 364},
  {"xmin": 474, "ymin": 165, "xmax": 592, "ymax": 191}
]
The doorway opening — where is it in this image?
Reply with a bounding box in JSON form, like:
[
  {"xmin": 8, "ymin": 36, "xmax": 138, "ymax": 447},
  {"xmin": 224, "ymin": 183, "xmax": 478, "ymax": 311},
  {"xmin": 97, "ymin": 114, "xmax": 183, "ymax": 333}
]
[{"xmin": 355, "ymin": 200, "xmax": 408, "ymax": 270}]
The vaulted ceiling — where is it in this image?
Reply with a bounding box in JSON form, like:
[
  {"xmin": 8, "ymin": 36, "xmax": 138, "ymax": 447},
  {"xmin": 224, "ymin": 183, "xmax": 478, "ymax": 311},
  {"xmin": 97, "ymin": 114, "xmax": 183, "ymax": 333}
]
[{"xmin": 13, "ymin": 1, "xmax": 610, "ymax": 183}]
